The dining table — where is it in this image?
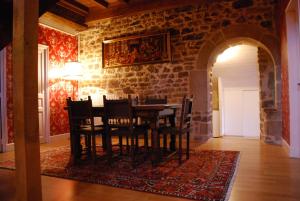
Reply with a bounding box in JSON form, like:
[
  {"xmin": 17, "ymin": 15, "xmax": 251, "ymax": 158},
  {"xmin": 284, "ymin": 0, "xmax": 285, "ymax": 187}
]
[{"xmin": 67, "ymin": 103, "xmax": 180, "ymax": 164}]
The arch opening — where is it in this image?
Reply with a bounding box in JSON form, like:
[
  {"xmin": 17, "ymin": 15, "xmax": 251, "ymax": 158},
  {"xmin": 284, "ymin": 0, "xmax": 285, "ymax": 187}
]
[{"xmin": 192, "ymin": 33, "xmax": 282, "ymax": 144}]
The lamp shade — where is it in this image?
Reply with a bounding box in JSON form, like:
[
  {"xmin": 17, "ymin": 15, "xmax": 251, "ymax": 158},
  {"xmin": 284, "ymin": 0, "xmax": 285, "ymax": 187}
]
[{"xmin": 63, "ymin": 61, "xmax": 83, "ymax": 80}]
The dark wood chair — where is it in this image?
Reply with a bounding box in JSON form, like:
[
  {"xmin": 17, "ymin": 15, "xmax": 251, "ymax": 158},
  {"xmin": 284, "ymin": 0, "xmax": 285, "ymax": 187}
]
[
  {"xmin": 158, "ymin": 95, "xmax": 193, "ymax": 164},
  {"xmin": 66, "ymin": 96, "xmax": 104, "ymax": 162},
  {"xmin": 144, "ymin": 96, "xmax": 167, "ymax": 104},
  {"xmin": 103, "ymin": 95, "xmax": 148, "ymax": 166}
]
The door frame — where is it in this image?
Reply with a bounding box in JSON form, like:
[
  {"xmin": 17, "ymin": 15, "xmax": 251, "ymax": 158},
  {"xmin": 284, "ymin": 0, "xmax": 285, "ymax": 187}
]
[
  {"xmin": 0, "ymin": 48, "xmax": 7, "ymax": 152},
  {"xmin": 285, "ymin": 0, "xmax": 300, "ymax": 158},
  {"xmin": 38, "ymin": 44, "xmax": 50, "ymax": 143}
]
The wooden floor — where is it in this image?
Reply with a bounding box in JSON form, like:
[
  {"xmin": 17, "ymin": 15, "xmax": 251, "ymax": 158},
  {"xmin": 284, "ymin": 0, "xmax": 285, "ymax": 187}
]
[{"xmin": 0, "ymin": 137, "xmax": 300, "ymax": 201}]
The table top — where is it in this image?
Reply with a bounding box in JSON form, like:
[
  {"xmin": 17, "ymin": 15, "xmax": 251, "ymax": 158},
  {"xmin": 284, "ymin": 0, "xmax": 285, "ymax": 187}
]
[{"xmin": 92, "ymin": 103, "xmax": 180, "ymax": 111}]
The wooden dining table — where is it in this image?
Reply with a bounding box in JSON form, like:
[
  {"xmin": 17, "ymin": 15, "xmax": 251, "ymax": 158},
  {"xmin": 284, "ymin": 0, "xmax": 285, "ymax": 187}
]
[
  {"xmin": 67, "ymin": 103, "xmax": 180, "ymax": 164},
  {"xmin": 92, "ymin": 103, "xmax": 180, "ymax": 164}
]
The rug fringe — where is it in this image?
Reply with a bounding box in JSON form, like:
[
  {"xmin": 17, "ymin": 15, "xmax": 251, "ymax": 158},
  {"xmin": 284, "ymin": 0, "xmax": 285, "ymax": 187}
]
[{"xmin": 224, "ymin": 152, "xmax": 241, "ymax": 201}]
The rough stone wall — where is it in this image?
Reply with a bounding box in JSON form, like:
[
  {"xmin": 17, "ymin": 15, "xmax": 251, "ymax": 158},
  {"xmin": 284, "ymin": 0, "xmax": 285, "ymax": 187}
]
[
  {"xmin": 79, "ymin": 0, "xmax": 278, "ymax": 140},
  {"xmin": 258, "ymin": 47, "xmax": 276, "ymax": 108},
  {"xmin": 258, "ymin": 47, "xmax": 282, "ymax": 144}
]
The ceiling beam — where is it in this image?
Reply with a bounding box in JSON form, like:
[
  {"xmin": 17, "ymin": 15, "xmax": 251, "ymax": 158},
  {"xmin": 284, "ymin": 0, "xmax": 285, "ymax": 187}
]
[
  {"xmin": 87, "ymin": 0, "xmax": 204, "ymax": 23},
  {"xmin": 120, "ymin": 0, "xmax": 130, "ymax": 3},
  {"xmin": 39, "ymin": 12, "xmax": 88, "ymax": 35},
  {"xmin": 57, "ymin": 0, "xmax": 89, "ymax": 16},
  {"xmin": 94, "ymin": 0, "xmax": 109, "ymax": 8},
  {"xmin": 48, "ymin": 3, "xmax": 87, "ymax": 26}
]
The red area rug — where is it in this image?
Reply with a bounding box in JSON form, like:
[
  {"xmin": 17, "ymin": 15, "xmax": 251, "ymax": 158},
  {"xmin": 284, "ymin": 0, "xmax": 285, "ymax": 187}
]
[{"xmin": 0, "ymin": 147, "xmax": 239, "ymax": 201}]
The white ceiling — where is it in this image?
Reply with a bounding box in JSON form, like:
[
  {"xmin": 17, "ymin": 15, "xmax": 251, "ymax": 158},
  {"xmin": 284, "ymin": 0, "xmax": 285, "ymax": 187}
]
[{"xmin": 212, "ymin": 45, "xmax": 259, "ymax": 88}]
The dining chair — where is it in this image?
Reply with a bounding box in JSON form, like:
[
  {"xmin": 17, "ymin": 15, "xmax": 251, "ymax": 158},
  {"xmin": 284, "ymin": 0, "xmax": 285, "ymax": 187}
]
[
  {"xmin": 103, "ymin": 95, "xmax": 148, "ymax": 166},
  {"xmin": 158, "ymin": 95, "xmax": 193, "ymax": 164},
  {"xmin": 144, "ymin": 95, "xmax": 168, "ymax": 104},
  {"xmin": 66, "ymin": 96, "xmax": 104, "ymax": 162}
]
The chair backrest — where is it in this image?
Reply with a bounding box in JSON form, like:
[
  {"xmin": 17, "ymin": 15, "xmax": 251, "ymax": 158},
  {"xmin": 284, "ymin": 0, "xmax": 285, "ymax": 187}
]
[
  {"xmin": 179, "ymin": 95, "xmax": 193, "ymax": 131},
  {"xmin": 103, "ymin": 95, "xmax": 134, "ymax": 127},
  {"xmin": 66, "ymin": 96, "xmax": 94, "ymax": 130},
  {"xmin": 144, "ymin": 96, "xmax": 167, "ymax": 104}
]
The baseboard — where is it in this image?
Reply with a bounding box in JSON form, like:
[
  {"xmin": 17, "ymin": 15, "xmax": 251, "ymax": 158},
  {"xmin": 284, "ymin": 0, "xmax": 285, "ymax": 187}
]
[
  {"xmin": 282, "ymin": 138, "xmax": 290, "ymax": 155},
  {"xmin": 49, "ymin": 133, "xmax": 70, "ymax": 142},
  {"xmin": 3, "ymin": 133, "xmax": 70, "ymax": 152},
  {"xmin": 244, "ymin": 136, "xmax": 260, "ymax": 140},
  {"xmin": 290, "ymin": 145, "xmax": 300, "ymax": 158},
  {"xmin": 193, "ymin": 135, "xmax": 211, "ymax": 143},
  {"xmin": 6, "ymin": 143, "xmax": 15, "ymax": 152}
]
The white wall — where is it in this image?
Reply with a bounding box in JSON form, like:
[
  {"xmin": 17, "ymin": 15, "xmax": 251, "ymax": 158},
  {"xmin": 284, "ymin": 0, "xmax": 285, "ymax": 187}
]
[
  {"xmin": 286, "ymin": 0, "xmax": 300, "ymax": 157},
  {"xmin": 213, "ymin": 45, "xmax": 259, "ymax": 88},
  {"xmin": 213, "ymin": 45, "xmax": 260, "ymax": 138}
]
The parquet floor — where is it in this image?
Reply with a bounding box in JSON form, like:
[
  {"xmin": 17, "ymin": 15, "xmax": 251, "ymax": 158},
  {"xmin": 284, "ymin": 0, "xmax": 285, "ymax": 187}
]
[{"xmin": 0, "ymin": 137, "xmax": 299, "ymax": 201}]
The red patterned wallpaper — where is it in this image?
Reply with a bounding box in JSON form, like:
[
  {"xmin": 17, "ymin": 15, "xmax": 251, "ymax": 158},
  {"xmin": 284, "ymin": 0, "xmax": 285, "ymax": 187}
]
[
  {"xmin": 277, "ymin": 0, "xmax": 290, "ymax": 144},
  {"xmin": 5, "ymin": 25, "xmax": 78, "ymax": 143},
  {"xmin": 5, "ymin": 45, "xmax": 13, "ymax": 143},
  {"xmin": 38, "ymin": 25, "xmax": 78, "ymax": 136},
  {"xmin": 49, "ymin": 79, "xmax": 78, "ymax": 136}
]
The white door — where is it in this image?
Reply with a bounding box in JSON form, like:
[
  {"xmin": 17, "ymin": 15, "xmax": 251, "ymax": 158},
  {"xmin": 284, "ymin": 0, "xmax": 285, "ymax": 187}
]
[
  {"xmin": 38, "ymin": 45, "xmax": 49, "ymax": 143},
  {"xmin": 224, "ymin": 89, "xmax": 243, "ymax": 136},
  {"xmin": 223, "ymin": 88, "xmax": 260, "ymax": 137},
  {"xmin": 242, "ymin": 90, "xmax": 260, "ymax": 137}
]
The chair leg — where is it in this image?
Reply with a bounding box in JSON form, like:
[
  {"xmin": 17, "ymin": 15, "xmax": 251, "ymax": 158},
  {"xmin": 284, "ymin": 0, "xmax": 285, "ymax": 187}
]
[
  {"xmin": 126, "ymin": 136, "xmax": 130, "ymax": 154},
  {"xmin": 85, "ymin": 135, "xmax": 88, "ymax": 148},
  {"xmin": 186, "ymin": 131, "xmax": 190, "ymax": 159},
  {"xmin": 135, "ymin": 134, "xmax": 139, "ymax": 151},
  {"xmin": 119, "ymin": 135, "xmax": 123, "ymax": 155},
  {"xmin": 70, "ymin": 131, "xmax": 80, "ymax": 162},
  {"xmin": 178, "ymin": 131, "xmax": 182, "ymax": 164},
  {"xmin": 105, "ymin": 130, "xmax": 113, "ymax": 165},
  {"xmin": 87, "ymin": 134, "xmax": 91, "ymax": 157},
  {"xmin": 102, "ymin": 134, "xmax": 107, "ymax": 150},
  {"xmin": 144, "ymin": 131, "xmax": 148, "ymax": 151},
  {"xmin": 157, "ymin": 133, "xmax": 161, "ymax": 153},
  {"xmin": 130, "ymin": 134, "xmax": 135, "ymax": 167},
  {"xmin": 163, "ymin": 133, "xmax": 167, "ymax": 152},
  {"xmin": 92, "ymin": 134, "xmax": 96, "ymax": 162}
]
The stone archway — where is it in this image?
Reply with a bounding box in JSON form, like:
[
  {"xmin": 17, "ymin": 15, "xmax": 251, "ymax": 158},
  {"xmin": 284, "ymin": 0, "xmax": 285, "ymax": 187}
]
[{"xmin": 191, "ymin": 24, "xmax": 282, "ymax": 144}]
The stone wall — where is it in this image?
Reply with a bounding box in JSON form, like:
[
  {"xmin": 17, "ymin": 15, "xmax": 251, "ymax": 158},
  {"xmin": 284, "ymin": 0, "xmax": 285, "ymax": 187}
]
[
  {"xmin": 258, "ymin": 47, "xmax": 282, "ymax": 144},
  {"xmin": 78, "ymin": 0, "xmax": 279, "ymax": 140}
]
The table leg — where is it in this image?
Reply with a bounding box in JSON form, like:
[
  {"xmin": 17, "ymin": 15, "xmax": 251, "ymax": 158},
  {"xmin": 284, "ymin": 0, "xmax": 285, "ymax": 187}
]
[
  {"xmin": 169, "ymin": 110, "xmax": 176, "ymax": 151},
  {"xmin": 105, "ymin": 127, "xmax": 112, "ymax": 163},
  {"xmin": 69, "ymin": 130, "xmax": 81, "ymax": 163},
  {"xmin": 150, "ymin": 114, "xmax": 161, "ymax": 165}
]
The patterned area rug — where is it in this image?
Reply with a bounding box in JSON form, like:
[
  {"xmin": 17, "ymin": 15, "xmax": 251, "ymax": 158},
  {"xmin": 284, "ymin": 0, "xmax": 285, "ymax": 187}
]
[{"xmin": 0, "ymin": 147, "xmax": 239, "ymax": 201}]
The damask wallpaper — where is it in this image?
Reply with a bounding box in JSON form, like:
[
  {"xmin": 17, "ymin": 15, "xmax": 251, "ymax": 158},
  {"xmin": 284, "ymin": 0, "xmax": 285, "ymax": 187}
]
[
  {"xmin": 5, "ymin": 24, "xmax": 78, "ymax": 143},
  {"xmin": 5, "ymin": 45, "xmax": 13, "ymax": 143},
  {"xmin": 38, "ymin": 25, "xmax": 78, "ymax": 136}
]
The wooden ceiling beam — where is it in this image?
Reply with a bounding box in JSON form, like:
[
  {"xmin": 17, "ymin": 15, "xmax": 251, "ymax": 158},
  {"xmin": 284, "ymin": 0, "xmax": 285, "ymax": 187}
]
[
  {"xmin": 94, "ymin": 0, "xmax": 109, "ymax": 8},
  {"xmin": 57, "ymin": 0, "xmax": 89, "ymax": 16},
  {"xmin": 39, "ymin": 12, "xmax": 88, "ymax": 35},
  {"xmin": 48, "ymin": 4, "xmax": 87, "ymax": 26},
  {"xmin": 87, "ymin": 0, "xmax": 204, "ymax": 23},
  {"xmin": 120, "ymin": 0, "xmax": 130, "ymax": 3}
]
